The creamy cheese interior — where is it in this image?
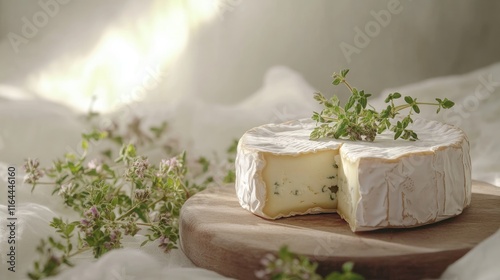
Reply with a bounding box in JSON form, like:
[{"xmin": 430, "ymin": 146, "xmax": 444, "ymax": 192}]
[{"xmin": 262, "ymin": 150, "xmax": 339, "ymax": 217}]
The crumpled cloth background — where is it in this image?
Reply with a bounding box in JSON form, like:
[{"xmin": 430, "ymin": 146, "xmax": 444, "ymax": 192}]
[{"xmin": 1, "ymin": 63, "xmax": 499, "ymax": 279}]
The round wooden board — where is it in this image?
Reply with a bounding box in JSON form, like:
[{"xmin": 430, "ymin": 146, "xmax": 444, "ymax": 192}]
[{"xmin": 179, "ymin": 181, "xmax": 500, "ymax": 280}]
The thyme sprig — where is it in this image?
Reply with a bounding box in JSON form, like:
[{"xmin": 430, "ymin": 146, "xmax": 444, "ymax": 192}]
[
  {"xmin": 256, "ymin": 246, "xmax": 364, "ymax": 280},
  {"xmin": 24, "ymin": 115, "xmax": 236, "ymax": 280},
  {"xmin": 311, "ymin": 69, "xmax": 455, "ymax": 141}
]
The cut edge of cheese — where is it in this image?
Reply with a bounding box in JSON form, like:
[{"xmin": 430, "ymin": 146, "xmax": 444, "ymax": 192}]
[
  {"xmin": 261, "ymin": 149, "xmax": 340, "ymax": 218},
  {"xmin": 235, "ymin": 144, "xmax": 341, "ymax": 219}
]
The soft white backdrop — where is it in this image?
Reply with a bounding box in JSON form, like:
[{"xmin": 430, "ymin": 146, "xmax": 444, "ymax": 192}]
[
  {"xmin": 1, "ymin": 0, "xmax": 500, "ymax": 109},
  {"xmin": 0, "ymin": 1, "xmax": 499, "ymax": 279}
]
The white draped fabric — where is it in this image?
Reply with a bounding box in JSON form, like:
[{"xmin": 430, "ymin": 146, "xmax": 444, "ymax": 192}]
[{"xmin": 0, "ymin": 1, "xmax": 499, "ymax": 279}]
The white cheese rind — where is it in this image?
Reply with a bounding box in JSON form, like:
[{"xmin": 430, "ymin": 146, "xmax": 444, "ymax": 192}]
[{"xmin": 235, "ymin": 118, "xmax": 472, "ymax": 231}]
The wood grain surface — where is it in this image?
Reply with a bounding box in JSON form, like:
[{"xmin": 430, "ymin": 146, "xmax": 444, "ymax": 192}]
[{"xmin": 179, "ymin": 181, "xmax": 500, "ymax": 280}]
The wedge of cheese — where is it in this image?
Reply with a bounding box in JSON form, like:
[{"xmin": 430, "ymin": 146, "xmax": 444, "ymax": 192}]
[{"xmin": 235, "ymin": 118, "xmax": 471, "ymax": 232}]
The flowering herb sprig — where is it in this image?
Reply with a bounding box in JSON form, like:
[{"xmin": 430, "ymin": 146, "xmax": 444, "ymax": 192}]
[
  {"xmin": 256, "ymin": 246, "xmax": 364, "ymax": 280},
  {"xmin": 24, "ymin": 115, "xmax": 233, "ymax": 280},
  {"xmin": 310, "ymin": 69, "xmax": 455, "ymax": 141}
]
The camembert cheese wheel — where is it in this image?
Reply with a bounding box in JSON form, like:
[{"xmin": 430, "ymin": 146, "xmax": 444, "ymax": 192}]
[{"xmin": 235, "ymin": 118, "xmax": 471, "ymax": 232}]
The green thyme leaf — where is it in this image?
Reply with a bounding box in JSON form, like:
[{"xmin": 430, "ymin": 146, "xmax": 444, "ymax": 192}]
[
  {"xmin": 310, "ymin": 69, "xmax": 455, "ymax": 142},
  {"xmin": 394, "ymin": 129, "xmax": 403, "ymax": 140},
  {"xmin": 442, "ymin": 98, "xmax": 455, "ymax": 108},
  {"xmin": 404, "ymin": 96, "xmax": 413, "ymax": 104}
]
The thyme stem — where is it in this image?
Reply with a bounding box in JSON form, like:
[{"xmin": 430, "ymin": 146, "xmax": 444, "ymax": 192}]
[{"xmin": 310, "ymin": 69, "xmax": 455, "ymax": 141}]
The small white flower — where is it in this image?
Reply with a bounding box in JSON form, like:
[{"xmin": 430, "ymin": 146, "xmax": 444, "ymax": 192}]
[
  {"xmin": 283, "ymin": 265, "xmax": 291, "ymax": 274},
  {"xmin": 254, "ymin": 270, "xmax": 267, "ymax": 279},
  {"xmin": 84, "ymin": 205, "xmax": 100, "ymax": 219},
  {"xmin": 149, "ymin": 211, "xmax": 160, "ymax": 222},
  {"xmin": 131, "ymin": 157, "xmax": 149, "ymax": 179},
  {"xmin": 23, "ymin": 158, "xmax": 43, "ymax": 183},
  {"xmin": 164, "ymin": 157, "xmax": 180, "ymax": 172},
  {"xmin": 58, "ymin": 183, "xmax": 74, "ymax": 196},
  {"xmin": 264, "ymin": 253, "xmax": 276, "ymax": 261},
  {"xmin": 87, "ymin": 159, "xmax": 103, "ymax": 173},
  {"xmin": 157, "ymin": 157, "xmax": 181, "ymax": 176}
]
